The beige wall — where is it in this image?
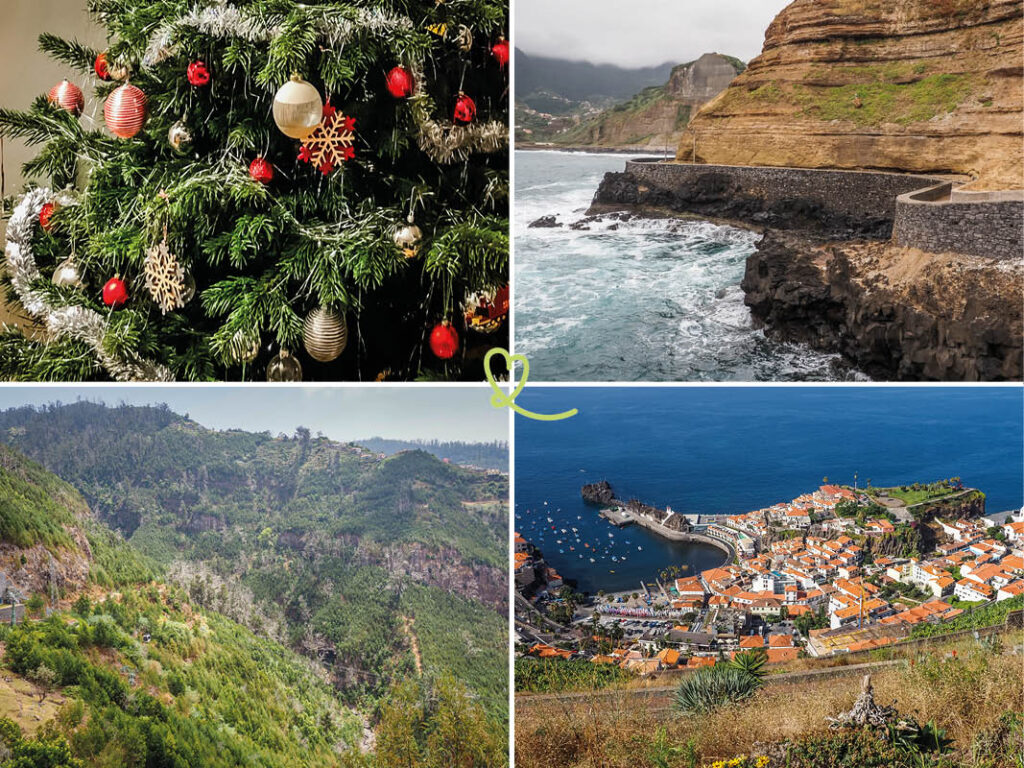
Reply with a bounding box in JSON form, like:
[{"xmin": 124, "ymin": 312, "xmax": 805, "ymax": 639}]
[
  {"xmin": 1, "ymin": 0, "xmax": 103, "ymax": 194},
  {"xmin": 1, "ymin": 1, "xmax": 102, "ymax": 328}
]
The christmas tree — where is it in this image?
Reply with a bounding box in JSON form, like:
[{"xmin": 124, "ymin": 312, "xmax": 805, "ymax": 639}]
[{"xmin": 0, "ymin": 0, "xmax": 509, "ymax": 381}]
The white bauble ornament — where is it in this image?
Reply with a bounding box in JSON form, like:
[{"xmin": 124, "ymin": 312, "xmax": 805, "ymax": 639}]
[
  {"xmin": 272, "ymin": 75, "xmax": 323, "ymax": 139},
  {"xmin": 51, "ymin": 257, "xmax": 84, "ymax": 289},
  {"xmin": 394, "ymin": 217, "xmax": 423, "ymax": 259},
  {"xmin": 168, "ymin": 121, "xmax": 192, "ymax": 155},
  {"xmin": 302, "ymin": 307, "xmax": 348, "ymax": 362}
]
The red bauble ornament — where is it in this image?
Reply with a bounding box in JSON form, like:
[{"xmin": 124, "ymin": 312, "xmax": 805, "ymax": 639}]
[
  {"xmin": 38, "ymin": 202, "xmax": 57, "ymax": 232},
  {"xmin": 429, "ymin": 322, "xmax": 459, "ymax": 359},
  {"xmin": 48, "ymin": 80, "xmax": 84, "ymax": 115},
  {"xmin": 249, "ymin": 157, "xmax": 274, "ymax": 185},
  {"xmin": 453, "ymin": 93, "xmax": 476, "ymax": 125},
  {"xmin": 492, "ymin": 38, "xmax": 510, "ymax": 69},
  {"xmin": 102, "ymin": 276, "xmax": 128, "ymax": 308},
  {"xmin": 94, "ymin": 53, "xmax": 111, "ymax": 80},
  {"xmin": 104, "ymin": 83, "xmax": 147, "ymax": 139},
  {"xmin": 187, "ymin": 60, "xmax": 211, "ymax": 87},
  {"xmin": 385, "ymin": 66, "xmax": 415, "ymax": 98}
]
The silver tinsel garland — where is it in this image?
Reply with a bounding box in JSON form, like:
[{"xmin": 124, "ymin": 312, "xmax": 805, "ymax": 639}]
[
  {"xmin": 144, "ymin": 3, "xmax": 413, "ymax": 66},
  {"xmin": 144, "ymin": 3, "xmax": 508, "ymax": 162},
  {"xmin": 3, "ymin": 188, "xmax": 174, "ymax": 381}
]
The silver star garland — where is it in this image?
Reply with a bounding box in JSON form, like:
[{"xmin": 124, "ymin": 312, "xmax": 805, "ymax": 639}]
[{"xmin": 4, "ymin": 188, "xmax": 174, "ymax": 381}]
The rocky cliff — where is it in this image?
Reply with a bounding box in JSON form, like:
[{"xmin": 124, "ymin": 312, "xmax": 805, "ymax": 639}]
[
  {"xmin": 556, "ymin": 54, "xmax": 744, "ymax": 150},
  {"xmin": 742, "ymin": 232, "xmax": 1023, "ymax": 380},
  {"xmin": 676, "ymin": 0, "xmax": 1023, "ymax": 189}
]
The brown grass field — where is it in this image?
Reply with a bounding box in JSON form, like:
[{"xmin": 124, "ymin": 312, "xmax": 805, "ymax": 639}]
[{"xmin": 515, "ymin": 631, "xmax": 1024, "ymax": 768}]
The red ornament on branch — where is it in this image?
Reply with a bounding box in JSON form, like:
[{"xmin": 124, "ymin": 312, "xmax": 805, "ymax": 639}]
[
  {"xmin": 104, "ymin": 83, "xmax": 147, "ymax": 139},
  {"xmin": 102, "ymin": 276, "xmax": 128, "ymax": 308},
  {"xmin": 187, "ymin": 61, "xmax": 211, "ymax": 87},
  {"xmin": 249, "ymin": 157, "xmax": 274, "ymax": 185},
  {"xmin": 453, "ymin": 92, "xmax": 476, "ymax": 125},
  {"xmin": 492, "ymin": 37, "xmax": 510, "ymax": 69},
  {"xmin": 94, "ymin": 53, "xmax": 111, "ymax": 81},
  {"xmin": 429, "ymin": 322, "xmax": 459, "ymax": 359},
  {"xmin": 38, "ymin": 202, "xmax": 57, "ymax": 232},
  {"xmin": 48, "ymin": 80, "xmax": 84, "ymax": 115},
  {"xmin": 385, "ymin": 66, "xmax": 415, "ymax": 98}
]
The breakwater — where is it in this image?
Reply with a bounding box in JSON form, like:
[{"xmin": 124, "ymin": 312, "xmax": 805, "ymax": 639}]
[
  {"xmin": 581, "ymin": 481, "xmax": 734, "ymax": 558},
  {"xmin": 591, "ymin": 159, "xmax": 1023, "ymax": 259}
]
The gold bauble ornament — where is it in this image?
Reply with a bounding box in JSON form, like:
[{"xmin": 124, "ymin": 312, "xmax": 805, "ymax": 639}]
[
  {"xmin": 272, "ymin": 74, "xmax": 324, "ymax": 139},
  {"xmin": 394, "ymin": 217, "xmax": 423, "ymax": 259},
  {"xmin": 51, "ymin": 257, "xmax": 84, "ymax": 289},
  {"xmin": 302, "ymin": 307, "xmax": 348, "ymax": 362},
  {"xmin": 168, "ymin": 121, "xmax": 192, "ymax": 155},
  {"xmin": 226, "ymin": 328, "xmax": 260, "ymax": 364},
  {"xmin": 267, "ymin": 349, "xmax": 303, "ymax": 381}
]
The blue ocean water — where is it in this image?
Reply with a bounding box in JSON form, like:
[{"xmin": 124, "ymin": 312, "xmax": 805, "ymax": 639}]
[
  {"xmin": 514, "ymin": 387, "xmax": 1024, "ymax": 593},
  {"xmin": 513, "ymin": 150, "xmax": 863, "ymax": 382}
]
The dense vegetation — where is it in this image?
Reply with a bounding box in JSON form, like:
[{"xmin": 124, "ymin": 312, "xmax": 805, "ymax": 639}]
[
  {"xmin": 0, "ymin": 401, "xmax": 508, "ymax": 714},
  {"xmin": 1, "ymin": 589, "xmax": 363, "ymax": 767},
  {"xmin": 910, "ymin": 594, "xmax": 1023, "ymax": 638},
  {"xmin": 355, "ymin": 438, "xmax": 508, "ymax": 471},
  {"xmin": 0, "ymin": 403, "xmax": 510, "ymax": 764},
  {"xmin": 515, "ymin": 657, "xmax": 634, "ymax": 694},
  {"xmin": 0, "ymin": 445, "xmax": 82, "ymax": 550}
]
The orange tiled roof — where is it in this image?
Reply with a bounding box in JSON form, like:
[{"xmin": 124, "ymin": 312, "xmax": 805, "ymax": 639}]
[
  {"xmin": 766, "ymin": 647, "xmax": 800, "ymax": 663},
  {"xmin": 686, "ymin": 656, "xmax": 716, "ymax": 668}
]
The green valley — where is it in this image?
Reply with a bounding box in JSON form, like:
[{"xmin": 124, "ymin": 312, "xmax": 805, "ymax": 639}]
[{"xmin": 0, "ymin": 402, "xmax": 508, "ymax": 767}]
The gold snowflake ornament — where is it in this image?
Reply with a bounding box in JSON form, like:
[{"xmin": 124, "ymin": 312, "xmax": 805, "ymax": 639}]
[
  {"xmin": 298, "ymin": 104, "xmax": 355, "ymax": 175},
  {"xmin": 144, "ymin": 237, "xmax": 186, "ymax": 314}
]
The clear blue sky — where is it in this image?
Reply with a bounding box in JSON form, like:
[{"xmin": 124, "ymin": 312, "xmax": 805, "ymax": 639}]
[{"xmin": 0, "ymin": 386, "xmax": 508, "ymax": 443}]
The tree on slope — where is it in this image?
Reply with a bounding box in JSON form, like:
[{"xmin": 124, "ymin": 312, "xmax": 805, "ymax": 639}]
[{"xmin": 0, "ymin": 0, "xmax": 509, "ymax": 381}]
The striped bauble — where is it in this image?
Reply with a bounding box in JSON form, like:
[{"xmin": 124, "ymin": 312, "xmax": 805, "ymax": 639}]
[
  {"xmin": 104, "ymin": 83, "xmax": 147, "ymax": 139},
  {"xmin": 48, "ymin": 80, "xmax": 84, "ymax": 115},
  {"xmin": 302, "ymin": 307, "xmax": 348, "ymax": 362}
]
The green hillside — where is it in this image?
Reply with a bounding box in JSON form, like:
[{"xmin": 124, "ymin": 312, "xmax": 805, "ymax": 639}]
[
  {"xmin": 0, "ymin": 402, "xmax": 508, "ymax": 717},
  {"xmin": 0, "ymin": 435, "xmax": 507, "ymax": 767}
]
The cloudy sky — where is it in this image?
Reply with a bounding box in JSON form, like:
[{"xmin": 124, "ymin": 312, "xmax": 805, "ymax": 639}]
[
  {"xmin": 0, "ymin": 386, "xmax": 508, "ymax": 443},
  {"xmin": 515, "ymin": 0, "xmax": 792, "ymax": 67}
]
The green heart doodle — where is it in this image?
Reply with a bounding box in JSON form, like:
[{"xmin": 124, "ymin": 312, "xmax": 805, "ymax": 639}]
[{"xmin": 484, "ymin": 348, "xmax": 578, "ymax": 422}]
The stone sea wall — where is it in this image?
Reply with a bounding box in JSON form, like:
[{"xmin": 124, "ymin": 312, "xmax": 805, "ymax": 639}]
[
  {"xmin": 893, "ymin": 184, "xmax": 1024, "ymax": 259},
  {"xmin": 592, "ymin": 160, "xmax": 942, "ymax": 239},
  {"xmin": 595, "ymin": 160, "xmax": 1024, "ymax": 259}
]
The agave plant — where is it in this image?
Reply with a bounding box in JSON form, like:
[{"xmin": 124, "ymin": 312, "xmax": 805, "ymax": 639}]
[
  {"xmin": 674, "ymin": 665, "xmax": 763, "ymax": 714},
  {"xmin": 729, "ymin": 649, "xmax": 768, "ymax": 680}
]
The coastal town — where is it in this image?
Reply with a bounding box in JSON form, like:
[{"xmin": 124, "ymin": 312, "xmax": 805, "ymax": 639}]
[{"xmin": 515, "ymin": 479, "xmax": 1024, "ymax": 674}]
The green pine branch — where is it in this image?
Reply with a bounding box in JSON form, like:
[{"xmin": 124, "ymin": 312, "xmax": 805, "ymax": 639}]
[{"xmin": 37, "ymin": 33, "xmax": 100, "ymax": 74}]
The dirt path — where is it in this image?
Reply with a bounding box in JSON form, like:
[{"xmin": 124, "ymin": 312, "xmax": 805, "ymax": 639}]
[{"xmin": 402, "ymin": 616, "xmax": 423, "ymax": 675}]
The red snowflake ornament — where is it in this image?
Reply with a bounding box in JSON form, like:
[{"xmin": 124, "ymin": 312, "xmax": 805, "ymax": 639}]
[{"xmin": 298, "ymin": 103, "xmax": 356, "ymax": 175}]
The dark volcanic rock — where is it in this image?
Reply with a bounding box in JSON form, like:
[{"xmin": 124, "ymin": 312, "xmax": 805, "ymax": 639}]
[
  {"xmin": 529, "ymin": 215, "xmax": 562, "ymax": 228},
  {"xmin": 582, "ymin": 480, "xmax": 616, "ymax": 505},
  {"xmin": 592, "ymin": 170, "xmax": 892, "ymax": 239},
  {"xmin": 742, "ymin": 232, "xmax": 1023, "ymax": 381}
]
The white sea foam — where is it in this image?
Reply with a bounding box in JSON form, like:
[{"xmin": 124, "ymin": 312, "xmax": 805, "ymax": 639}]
[{"xmin": 514, "ymin": 151, "xmax": 864, "ymax": 381}]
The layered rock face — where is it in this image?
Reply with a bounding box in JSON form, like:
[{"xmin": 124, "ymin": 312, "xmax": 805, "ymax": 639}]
[
  {"xmin": 742, "ymin": 232, "xmax": 1023, "ymax": 380},
  {"xmin": 676, "ymin": 0, "xmax": 1024, "ymax": 189},
  {"xmin": 565, "ymin": 54, "xmax": 743, "ymax": 149}
]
